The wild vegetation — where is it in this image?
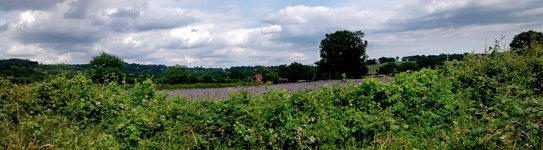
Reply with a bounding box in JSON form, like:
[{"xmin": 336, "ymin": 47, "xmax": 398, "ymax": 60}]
[
  {"xmin": 1, "ymin": 30, "xmax": 542, "ymax": 149},
  {"xmin": 1, "ymin": 36, "xmax": 542, "ymax": 149}
]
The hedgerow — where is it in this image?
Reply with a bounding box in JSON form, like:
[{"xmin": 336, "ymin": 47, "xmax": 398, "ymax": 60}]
[{"xmin": 1, "ymin": 45, "xmax": 542, "ymax": 149}]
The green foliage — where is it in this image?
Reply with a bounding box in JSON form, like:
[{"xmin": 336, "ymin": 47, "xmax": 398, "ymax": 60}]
[
  {"xmin": 378, "ymin": 57, "xmax": 396, "ymax": 63},
  {"xmin": 90, "ymin": 52, "xmax": 126, "ymax": 83},
  {"xmin": 0, "ymin": 59, "xmax": 45, "ymax": 83},
  {"xmin": 416, "ymin": 55, "xmax": 445, "ymax": 69},
  {"xmin": 510, "ymin": 30, "xmax": 543, "ymax": 51},
  {"xmin": 377, "ymin": 63, "xmax": 397, "ymax": 75},
  {"xmin": 257, "ymin": 67, "xmax": 280, "ymax": 83},
  {"xmin": 365, "ymin": 58, "xmax": 378, "ymax": 65},
  {"xmin": 317, "ymin": 30, "xmax": 368, "ymax": 79},
  {"xmin": 278, "ymin": 62, "xmax": 317, "ymax": 82},
  {"xmin": 2, "ymin": 42, "xmax": 543, "ymax": 149},
  {"xmin": 402, "ymin": 53, "xmax": 465, "ymax": 62},
  {"xmin": 397, "ymin": 61, "xmax": 419, "ymax": 72},
  {"xmin": 162, "ymin": 65, "xmax": 191, "ymax": 84}
]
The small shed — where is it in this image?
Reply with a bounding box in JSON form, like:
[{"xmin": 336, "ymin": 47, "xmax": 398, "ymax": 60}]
[
  {"xmin": 278, "ymin": 77, "xmax": 288, "ymax": 83},
  {"xmin": 255, "ymin": 74, "xmax": 263, "ymax": 82}
]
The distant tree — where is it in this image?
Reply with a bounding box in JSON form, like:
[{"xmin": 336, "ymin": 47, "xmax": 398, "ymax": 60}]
[
  {"xmin": 448, "ymin": 53, "xmax": 466, "ymax": 61},
  {"xmin": 416, "ymin": 56, "xmax": 444, "ymax": 69},
  {"xmin": 90, "ymin": 52, "xmax": 126, "ymax": 83},
  {"xmin": 365, "ymin": 59, "xmax": 378, "ymax": 65},
  {"xmin": 316, "ymin": 30, "xmax": 368, "ymax": 79},
  {"xmin": 228, "ymin": 70, "xmax": 244, "ymax": 81},
  {"xmin": 397, "ymin": 61, "xmax": 419, "ymax": 72},
  {"xmin": 378, "ymin": 57, "xmax": 396, "ymax": 63},
  {"xmin": 258, "ymin": 68, "xmax": 279, "ymax": 83},
  {"xmin": 279, "ymin": 62, "xmax": 316, "ymax": 82},
  {"xmin": 402, "ymin": 53, "xmax": 465, "ymax": 62},
  {"xmin": 201, "ymin": 73, "xmax": 214, "ymax": 83},
  {"xmin": 0, "ymin": 59, "xmax": 44, "ymax": 83},
  {"xmin": 510, "ymin": 30, "xmax": 543, "ymax": 52},
  {"xmin": 0, "ymin": 59, "xmax": 39, "ymax": 69},
  {"xmin": 162, "ymin": 65, "xmax": 191, "ymax": 84},
  {"xmin": 377, "ymin": 63, "xmax": 397, "ymax": 75}
]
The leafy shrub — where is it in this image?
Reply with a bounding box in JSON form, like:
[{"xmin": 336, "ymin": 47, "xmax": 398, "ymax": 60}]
[
  {"xmin": 397, "ymin": 61, "xmax": 419, "ymax": 72},
  {"xmin": 377, "ymin": 63, "xmax": 397, "ymax": 75},
  {"xmin": 1, "ymin": 44, "xmax": 543, "ymax": 149}
]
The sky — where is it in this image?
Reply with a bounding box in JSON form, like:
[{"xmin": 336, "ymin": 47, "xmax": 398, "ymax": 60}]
[{"xmin": 0, "ymin": 0, "xmax": 542, "ymax": 67}]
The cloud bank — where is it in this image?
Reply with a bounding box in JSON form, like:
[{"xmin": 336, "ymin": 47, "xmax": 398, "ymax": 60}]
[{"xmin": 0, "ymin": 0, "xmax": 542, "ymax": 67}]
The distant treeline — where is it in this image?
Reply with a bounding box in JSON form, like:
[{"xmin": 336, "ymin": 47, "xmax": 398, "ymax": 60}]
[
  {"xmin": 361, "ymin": 53, "xmax": 467, "ymax": 75},
  {"xmin": 0, "ymin": 59, "xmax": 316, "ymax": 85},
  {"xmin": 0, "ymin": 53, "xmax": 466, "ymax": 84},
  {"xmin": 365, "ymin": 53, "xmax": 466, "ymax": 65}
]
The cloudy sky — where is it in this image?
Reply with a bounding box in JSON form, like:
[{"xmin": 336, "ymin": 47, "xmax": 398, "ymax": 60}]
[{"xmin": 0, "ymin": 0, "xmax": 542, "ymax": 67}]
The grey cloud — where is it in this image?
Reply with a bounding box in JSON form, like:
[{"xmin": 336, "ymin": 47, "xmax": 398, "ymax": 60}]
[
  {"xmin": 383, "ymin": 1, "xmax": 543, "ymax": 32},
  {"xmin": 13, "ymin": 23, "xmax": 101, "ymax": 46},
  {"xmin": 14, "ymin": 29, "xmax": 99, "ymax": 45},
  {"xmin": 270, "ymin": 33, "xmax": 323, "ymax": 48},
  {"xmin": 9, "ymin": 10, "xmax": 103, "ymax": 52},
  {"xmin": 0, "ymin": 20, "xmax": 8, "ymax": 31},
  {"xmin": 263, "ymin": 5, "xmax": 375, "ymax": 49},
  {"xmin": 63, "ymin": 0, "xmax": 92, "ymax": 18},
  {"xmin": 96, "ymin": 7, "xmax": 197, "ymax": 32},
  {"xmin": 0, "ymin": 0, "xmax": 66, "ymax": 11}
]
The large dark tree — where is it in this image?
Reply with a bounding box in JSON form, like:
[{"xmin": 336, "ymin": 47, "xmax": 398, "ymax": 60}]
[
  {"xmin": 316, "ymin": 30, "xmax": 368, "ymax": 79},
  {"xmin": 90, "ymin": 52, "xmax": 126, "ymax": 83},
  {"xmin": 510, "ymin": 30, "xmax": 543, "ymax": 50}
]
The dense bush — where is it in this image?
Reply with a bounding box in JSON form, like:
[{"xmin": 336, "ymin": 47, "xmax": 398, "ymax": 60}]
[
  {"xmin": 377, "ymin": 63, "xmax": 397, "ymax": 75},
  {"xmin": 90, "ymin": 53, "xmax": 127, "ymax": 83},
  {"xmin": 397, "ymin": 61, "xmax": 419, "ymax": 72},
  {"xmin": 1, "ymin": 45, "xmax": 543, "ymax": 149}
]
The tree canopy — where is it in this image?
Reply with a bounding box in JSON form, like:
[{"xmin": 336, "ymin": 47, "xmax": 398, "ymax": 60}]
[
  {"xmin": 510, "ymin": 30, "xmax": 543, "ymax": 50},
  {"xmin": 378, "ymin": 63, "xmax": 397, "ymax": 75},
  {"xmin": 378, "ymin": 57, "xmax": 396, "ymax": 63},
  {"xmin": 278, "ymin": 62, "xmax": 316, "ymax": 82},
  {"xmin": 90, "ymin": 52, "xmax": 126, "ymax": 83},
  {"xmin": 162, "ymin": 65, "xmax": 191, "ymax": 84},
  {"xmin": 397, "ymin": 61, "xmax": 419, "ymax": 72},
  {"xmin": 316, "ymin": 30, "xmax": 368, "ymax": 79}
]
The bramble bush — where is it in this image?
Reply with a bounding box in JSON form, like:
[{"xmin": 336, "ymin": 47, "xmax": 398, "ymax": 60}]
[{"xmin": 1, "ymin": 44, "xmax": 543, "ymax": 149}]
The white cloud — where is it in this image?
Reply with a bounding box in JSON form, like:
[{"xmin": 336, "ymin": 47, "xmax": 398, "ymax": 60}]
[
  {"xmin": 260, "ymin": 25, "xmax": 282, "ymax": 34},
  {"xmin": 267, "ymin": 5, "xmax": 388, "ymax": 35},
  {"xmin": 425, "ymin": 0, "xmax": 470, "ymax": 13},
  {"xmin": 18, "ymin": 11, "xmax": 36, "ymax": 24},
  {"xmin": 169, "ymin": 25, "xmax": 213, "ymax": 48},
  {"xmin": 288, "ymin": 52, "xmax": 307, "ymax": 61},
  {"xmin": 0, "ymin": 0, "xmax": 542, "ymax": 67},
  {"xmin": 6, "ymin": 44, "xmax": 43, "ymax": 57}
]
